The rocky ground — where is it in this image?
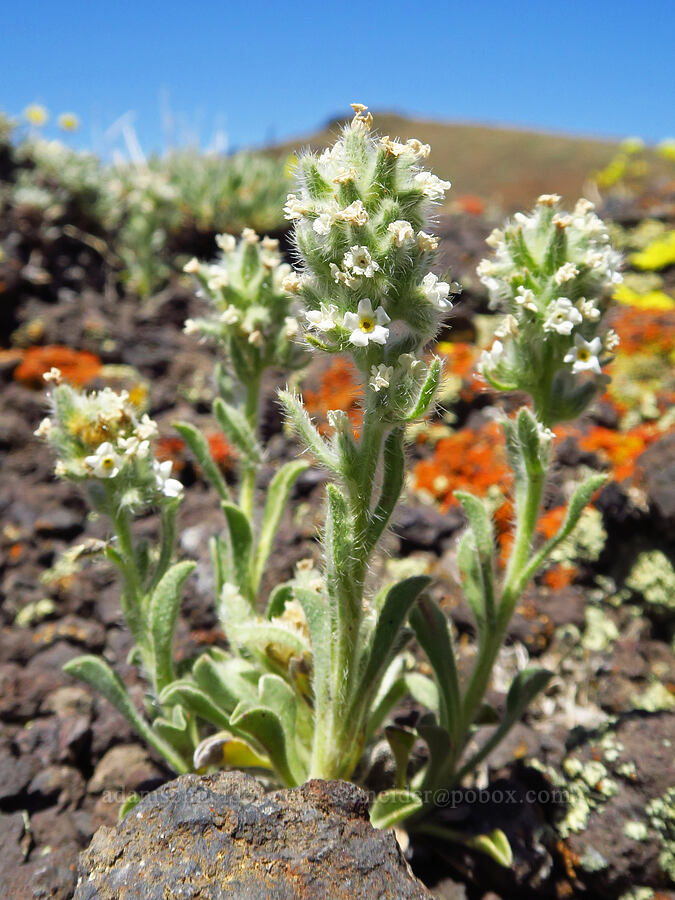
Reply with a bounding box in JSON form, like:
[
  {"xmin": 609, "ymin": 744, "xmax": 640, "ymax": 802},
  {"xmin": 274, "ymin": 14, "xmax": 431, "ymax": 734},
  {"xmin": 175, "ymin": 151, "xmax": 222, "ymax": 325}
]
[{"xmin": 1, "ymin": 201, "xmax": 674, "ymax": 899}]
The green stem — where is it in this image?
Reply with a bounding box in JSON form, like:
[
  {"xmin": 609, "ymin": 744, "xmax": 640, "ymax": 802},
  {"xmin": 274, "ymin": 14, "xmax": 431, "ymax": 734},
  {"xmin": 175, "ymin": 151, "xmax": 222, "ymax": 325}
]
[
  {"xmin": 433, "ymin": 455, "xmax": 547, "ymax": 795},
  {"xmin": 239, "ymin": 373, "xmax": 261, "ymax": 520}
]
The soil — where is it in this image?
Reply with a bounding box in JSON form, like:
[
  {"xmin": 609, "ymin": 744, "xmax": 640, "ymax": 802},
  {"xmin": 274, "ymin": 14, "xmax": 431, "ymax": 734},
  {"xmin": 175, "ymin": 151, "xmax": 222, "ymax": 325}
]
[{"xmin": 1, "ymin": 199, "xmax": 674, "ymax": 899}]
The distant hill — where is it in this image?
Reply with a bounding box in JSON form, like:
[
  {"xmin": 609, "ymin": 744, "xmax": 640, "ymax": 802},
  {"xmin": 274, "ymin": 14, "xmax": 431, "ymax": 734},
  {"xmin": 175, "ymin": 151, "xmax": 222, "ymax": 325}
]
[{"xmin": 272, "ymin": 113, "xmax": 618, "ymax": 213}]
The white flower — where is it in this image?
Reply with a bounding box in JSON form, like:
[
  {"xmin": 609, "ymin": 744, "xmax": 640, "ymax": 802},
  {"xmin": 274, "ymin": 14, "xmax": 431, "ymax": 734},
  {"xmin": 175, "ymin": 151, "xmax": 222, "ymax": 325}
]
[
  {"xmin": 343, "ymin": 299, "xmax": 390, "ymax": 347},
  {"xmin": 43, "ymin": 367, "xmax": 63, "ymax": 384},
  {"xmin": 305, "ymin": 303, "xmax": 339, "ymax": 333},
  {"xmin": 537, "ymin": 194, "xmax": 561, "ymax": 207},
  {"xmin": 405, "ymin": 138, "xmax": 431, "ymax": 159},
  {"xmin": 183, "ymin": 318, "xmax": 201, "ymax": 335},
  {"xmin": 414, "ymin": 172, "xmax": 451, "ymax": 200},
  {"xmin": 282, "ymin": 272, "xmax": 302, "ymax": 293},
  {"xmin": 261, "ymin": 236, "xmax": 279, "ymax": 252},
  {"xmin": 183, "ymin": 257, "xmax": 201, "ymax": 274},
  {"xmin": 604, "ymin": 329, "xmax": 620, "ymax": 352},
  {"xmin": 284, "ymin": 194, "xmax": 310, "ymax": 221},
  {"xmin": 220, "ymin": 307, "xmax": 241, "ymax": 326},
  {"xmin": 241, "ymin": 228, "xmax": 259, "ymax": 244},
  {"xmin": 329, "ymin": 263, "xmax": 358, "ymax": 288},
  {"xmin": 313, "ymin": 201, "xmax": 339, "ymax": 235},
  {"xmin": 574, "ymin": 198, "xmax": 595, "ymax": 216},
  {"xmin": 421, "ymin": 272, "xmax": 452, "ymax": 310},
  {"xmin": 577, "ymin": 297, "xmax": 601, "ymax": 322},
  {"xmin": 554, "ymin": 262, "xmax": 579, "ymax": 285},
  {"xmin": 543, "ymin": 297, "xmax": 583, "ymax": 335},
  {"xmin": 369, "ymin": 364, "xmax": 394, "ymax": 392},
  {"xmin": 417, "ymin": 231, "xmax": 438, "ymax": 252},
  {"xmin": 564, "ymin": 334, "xmax": 603, "ymax": 375},
  {"xmin": 118, "ymin": 436, "xmax": 150, "ymax": 459},
  {"xmin": 494, "ymin": 314, "xmax": 519, "ymax": 339},
  {"xmin": 515, "ymin": 286, "xmax": 538, "ymax": 312},
  {"xmin": 552, "ymin": 213, "xmax": 572, "ymax": 229},
  {"xmin": 284, "ymin": 316, "xmax": 299, "ymax": 338},
  {"xmin": 398, "ymin": 353, "xmax": 425, "ymax": 376},
  {"xmin": 332, "ymin": 166, "xmax": 357, "ymax": 184},
  {"xmin": 84, "ymin": 442, "xmax": 121, "ymax": 479},
  {"xmin": 336, "ymin": 199, "xmax": 369, "ymax": 227},
  {"xmin": 207, "ymin": 270, "xmax": 229, "ymax": 291},
  {"xmin": 215, "ymin": 234, "xmax": 236, "ymax": 253},
  {"xmin": 479, "ymin": 340, "xmax": 504, "ymax": 372},
  {"xmin": 153, "ymin": 459, "xmax": 183, "ymax": 498},
  {"xmin": 485, "ymin": 228, "xmax": 504, "ymax": 249},
  {"xmin": 248, "ymin": 330, "xmax": 264, "ymax": 348},
  {"xmin": 137, "ymin": 415, "xmax": 158, "ymax": 441},
  {"xmin": 344, "ymin": 246, "xmax": 379, "ymax": 277},
  {"xmin": 34, "ymin": 417, "xmax": 53, "ymax": 438},
  {"xmin": 387, "ymin": 220, "xmax": 415, "ymax": 247}
]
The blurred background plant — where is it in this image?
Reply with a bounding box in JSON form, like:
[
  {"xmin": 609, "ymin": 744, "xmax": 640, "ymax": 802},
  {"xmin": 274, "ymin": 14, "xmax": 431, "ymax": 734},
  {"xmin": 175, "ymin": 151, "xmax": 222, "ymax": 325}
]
[{"xmin": 0, "ymin": 106, "xmax": 292, "ymax": 298}]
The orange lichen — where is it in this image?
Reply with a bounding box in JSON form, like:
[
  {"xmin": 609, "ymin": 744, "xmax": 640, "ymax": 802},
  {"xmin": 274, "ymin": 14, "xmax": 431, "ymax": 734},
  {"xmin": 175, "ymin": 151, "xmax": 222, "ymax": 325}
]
[
  {"xmin": 206, "ymin": 433, "xmax": 235, "ymax": 471},
  {"xmin": 14, "ymin": 346, "xmax": 101, "ymax": 388},
  {"xmin": 456, "ymin": 194, "xmax": 485, "ymax": 216},
  {"xmin": 577, "ymin": 423, "xmax": 665, "ymax": 482},
  {"xmin": 303, "ymin": 358, "xmax": 363, "ymax": 433},
  {"xmin": 542, "ymin": 564, "xmax": 578, "ymax": 590},
  {"xmin": 414, "ymin": 421, "xmax": 511, "ymax": 514}
]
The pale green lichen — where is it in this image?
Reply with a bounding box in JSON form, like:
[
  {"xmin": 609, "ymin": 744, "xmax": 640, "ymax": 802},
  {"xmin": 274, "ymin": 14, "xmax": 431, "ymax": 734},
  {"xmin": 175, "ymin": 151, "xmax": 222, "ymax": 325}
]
[
  {"xmin": 631, "ymin": 680, "xmax": 675, "ymax": 713},
  {"xmin": 579, "ymin": 846, "xmax": 609, "ymax": 872},
  {"xmin": 616, "ymin": 760, "xmax": 637, "ymax": 779},
  {"xmin": 624, "ymin": 821, "xmax": 649, "ymax": 841},
  {"xmin": 582, "ymin": 606, "xmax": 619, "ymax": 651},
  {"xmin": 646, "ymin": 787, "xmax": 675, "ymax": 882},
  {"xmin": 550, "ymin": 506, "xmax": 607, "ymax": 567},
  {"xmin": 626, "ymin": 550, "xmax": 675, "ymax": 619},
  {"xmin": 618, "ymin": 888, "xmax": 654, "ymax": 900}
]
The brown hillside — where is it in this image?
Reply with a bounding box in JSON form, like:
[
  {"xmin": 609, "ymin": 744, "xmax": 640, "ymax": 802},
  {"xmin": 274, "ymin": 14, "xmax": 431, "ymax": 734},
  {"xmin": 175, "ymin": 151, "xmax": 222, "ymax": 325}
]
[{"xmin": 273, "ymin": 112, "xmax": 618, "ymax": 212}]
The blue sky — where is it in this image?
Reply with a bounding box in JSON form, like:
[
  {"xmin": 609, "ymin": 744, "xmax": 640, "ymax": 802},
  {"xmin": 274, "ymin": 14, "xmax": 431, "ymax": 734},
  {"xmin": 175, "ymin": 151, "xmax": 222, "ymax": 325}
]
[{"xmin": 2, "ymin": 0, "xmax": 673, "ymax": 155}]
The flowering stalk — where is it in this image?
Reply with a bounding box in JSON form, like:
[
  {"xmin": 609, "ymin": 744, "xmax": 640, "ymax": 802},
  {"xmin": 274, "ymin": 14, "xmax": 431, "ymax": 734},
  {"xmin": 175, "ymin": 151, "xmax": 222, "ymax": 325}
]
[
  {"xmin": 277, "ymin": 104, "xmax": 458, "ymax": 779},
  {"xmin": 180, "ymin": 229, "xmax": 309, "ymax": 605},
  {"xmin": 35, "ymin": 374, "xmax": 193, "ymax": 773},
  {"xmin": 371, "ymin": 197, "xmax": 619, "ymax": 851}
]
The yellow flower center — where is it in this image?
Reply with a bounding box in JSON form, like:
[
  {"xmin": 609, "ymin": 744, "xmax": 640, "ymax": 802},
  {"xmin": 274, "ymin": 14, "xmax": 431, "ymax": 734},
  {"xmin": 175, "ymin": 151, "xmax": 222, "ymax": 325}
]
[
  {"xmin": 360, "ymin": 317, "xmax": 375, "ymax": 333},
  {"xmin": 101, "ymin": 456, "xmax": 116, "ymax": 470},
  {"xmin": 577, "ymin": 349, "xmax": 590, "ymax": 361}
]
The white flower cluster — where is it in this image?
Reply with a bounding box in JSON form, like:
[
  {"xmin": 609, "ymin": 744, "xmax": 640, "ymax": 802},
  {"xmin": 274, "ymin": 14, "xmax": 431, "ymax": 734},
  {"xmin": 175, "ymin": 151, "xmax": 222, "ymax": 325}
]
[
  {"xmin": 35, "ymin": 377, "xmax": 182, "ymax": 503},
  {"xmin": 183, "ymin": 229, "xmax": 305, "ymax": 373},
  {"xmin": 476, "ymin": 197, "xmax": 622, "ymax": 422},
  {"xmin": 477, "ymin": 196, "xmax": 621, "ymax": 386},
  {"xmin": 283, "ymin": 103, "xmax": 459, "ymax": 360}
]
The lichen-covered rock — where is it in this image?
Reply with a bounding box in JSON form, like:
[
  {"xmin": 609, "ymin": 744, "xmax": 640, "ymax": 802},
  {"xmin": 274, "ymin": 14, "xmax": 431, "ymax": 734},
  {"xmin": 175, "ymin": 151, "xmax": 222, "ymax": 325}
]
[
  {"xmin": 74, "ymin": 771, "xmax": 432, "ymax": 899},
  {"xmin": 540, "ymin": 712, "xmax": 675, "ymax": 896}
]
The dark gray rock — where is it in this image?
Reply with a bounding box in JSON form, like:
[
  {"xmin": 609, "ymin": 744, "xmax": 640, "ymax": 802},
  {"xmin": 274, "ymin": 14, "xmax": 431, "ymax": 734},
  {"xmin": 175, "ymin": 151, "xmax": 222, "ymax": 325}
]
[{"xmin": 75, "ymin": 771, "xmax": 432, "ymax": 899}]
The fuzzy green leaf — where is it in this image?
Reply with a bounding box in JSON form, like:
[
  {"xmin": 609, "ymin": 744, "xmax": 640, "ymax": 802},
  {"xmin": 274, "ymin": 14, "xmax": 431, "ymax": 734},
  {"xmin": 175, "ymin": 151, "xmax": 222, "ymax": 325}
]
[
  {"xmin": 149, "ymin": 561, "xmax": 195, "ymax": 694},
  {"xmin": 370, "ymin": 789, "xmax": 423, "ymax": 830},
  {"xmin": 358, "ymin": 576, "xmax": 431, "ymax": 703},
  {"xmin": 405, "ymin": 356, "xmax": 442, "ymax": 422},
  {"xmin": 64, "ymin": 655, "xmax": 188, "ymax": 773},
  {"xmin": 174, "ymin": 421, "xmax": 230, "ymax": 501},
  {"xmin": 409, "ymin": 596, "xmax": 461, "ymax": 735},
  {"xmin": 252, "ymin": 460, "xmax": 308, "ymax": 593},
  {"xmin": 221, "ymin": 503, "xmax": 253, "ymax": 599},
  {"xmin": 457, "ymin": 530, "xmax": 487, "ymax": 633},
  {"xmin": 455, "ymin": 491, "xmax": 497, "ymax": 627},
  {"xmin": 277, "ymin": 390, "xmax": 339, "ymax": 471},
  {"xmin": 366, "ymin": 428, "xmax": 405, "ymax": 554},
  {"xmin": 213, "ymin": 397, "xmax": 262, "ymax": 466},
  {"xmin": 516, "ymin": 407, "xmax": 545, "ymax": 475},
  {"xmin": 465, "ymin": 829, "xmax": 513, "ymax": 867},
  {"xmin": 265, "ymin": 583, "xmax": 294, "ymax": 619}
]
